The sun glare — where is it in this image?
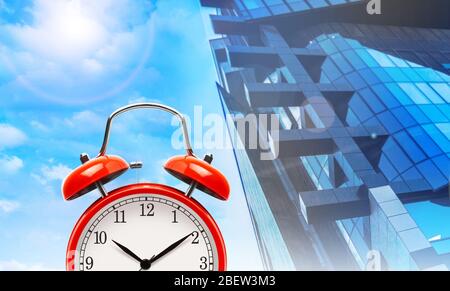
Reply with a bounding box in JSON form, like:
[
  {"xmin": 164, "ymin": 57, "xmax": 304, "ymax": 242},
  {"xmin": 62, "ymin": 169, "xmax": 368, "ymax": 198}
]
[
  {"xmin": 60, "ymin": 11, "xmax": 100, "ymax": 48},
  {"xmin": 3, "ymin": 0, "xmax": 155, "ymax": 104},
  {"xmin": 30, "ymin": 0, "xmax": 107, "ymax": 61}
]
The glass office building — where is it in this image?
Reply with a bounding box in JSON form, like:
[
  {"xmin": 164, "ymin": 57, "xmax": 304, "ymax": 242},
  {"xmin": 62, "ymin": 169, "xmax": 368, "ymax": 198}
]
[{"xmin": 200, "ymin": 0, "xmax": 450, "ymax": 270}]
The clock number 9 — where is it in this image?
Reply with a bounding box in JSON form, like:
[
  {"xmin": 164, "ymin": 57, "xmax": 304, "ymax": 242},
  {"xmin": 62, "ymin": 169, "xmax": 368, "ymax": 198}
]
[
  {"xmin": 85, "ymin": 257, "xmax": 94, "ymax": 270},
  {"xmin": 140, "ymin": 203, "xmax": 155, "ymax": 217},
  {"xmin": 200, "ymin": 256, "xmax": 208, "ymax": 270}
]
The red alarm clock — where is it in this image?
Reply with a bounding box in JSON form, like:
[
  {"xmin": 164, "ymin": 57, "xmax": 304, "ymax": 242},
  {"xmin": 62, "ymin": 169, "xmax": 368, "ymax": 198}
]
[{"xmin": 62, "ymin": 103, "xmax": 230, "ymax": 271}]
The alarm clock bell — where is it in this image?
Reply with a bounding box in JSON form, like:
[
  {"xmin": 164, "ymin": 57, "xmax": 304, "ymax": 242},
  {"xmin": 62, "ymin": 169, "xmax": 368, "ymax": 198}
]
[
  {"xmin": 62, "ymin": 103, "xmax": 230, "ymax": 203},
  {"xmin": 164, "ymin": 155, "xmax": 230, "ymax": 201}
]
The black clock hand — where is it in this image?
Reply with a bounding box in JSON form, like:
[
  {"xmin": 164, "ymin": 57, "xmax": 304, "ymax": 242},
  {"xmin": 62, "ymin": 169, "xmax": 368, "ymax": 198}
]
[
  {"xmin": 149, "ymin": 232, "xmax": 194, "ymax": 264},
  {"xmin": 112, "ymin": 240, "xmax": 144, "ymax": 263}
]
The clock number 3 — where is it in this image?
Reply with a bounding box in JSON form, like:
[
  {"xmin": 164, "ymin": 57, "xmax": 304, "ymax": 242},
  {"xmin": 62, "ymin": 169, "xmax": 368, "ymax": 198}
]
[{"xmin": 200, "ymin": 256, "xmax": 208, "ymax": 270}]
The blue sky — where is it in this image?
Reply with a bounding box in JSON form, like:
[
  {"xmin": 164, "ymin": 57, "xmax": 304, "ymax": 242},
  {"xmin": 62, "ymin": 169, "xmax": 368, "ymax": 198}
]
[{"xmin": 0, "ymin": 0, "xmax": 262, "ymax": 270}]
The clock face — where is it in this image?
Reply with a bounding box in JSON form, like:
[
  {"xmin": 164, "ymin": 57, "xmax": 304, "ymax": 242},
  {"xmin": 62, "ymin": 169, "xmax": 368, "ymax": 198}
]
[{"xmin": 71, "ymin": 194, "xmax": 220, "ymax": 271}]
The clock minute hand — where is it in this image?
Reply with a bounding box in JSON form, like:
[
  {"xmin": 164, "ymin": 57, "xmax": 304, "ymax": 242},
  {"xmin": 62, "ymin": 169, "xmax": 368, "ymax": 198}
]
[
  {"xmin": 112, "ymin": 240, "xmax": 144, "ymax": 263},
  {"xmin": 149, "ymin": 232, "xmax": 194, "ymax": 264}
]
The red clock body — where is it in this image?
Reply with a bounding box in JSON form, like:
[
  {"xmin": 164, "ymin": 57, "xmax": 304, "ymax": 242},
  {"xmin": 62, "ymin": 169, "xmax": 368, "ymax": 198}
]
[{"xmin": 66, "ymin": 183, "xmax": 227, "ymax": 271}]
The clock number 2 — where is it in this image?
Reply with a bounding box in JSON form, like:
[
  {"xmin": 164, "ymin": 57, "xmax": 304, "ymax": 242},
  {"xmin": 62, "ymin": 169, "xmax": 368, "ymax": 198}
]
[{"xmin": 192, "ymin": 231, "xmax": 200, "ymax": 244}]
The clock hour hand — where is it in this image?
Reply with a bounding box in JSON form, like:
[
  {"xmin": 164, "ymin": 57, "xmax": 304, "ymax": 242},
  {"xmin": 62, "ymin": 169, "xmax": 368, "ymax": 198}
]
[
  {"xmin": 112, "ymin": 240, "xmax": 144, "ymax": 264},
  {"xmin": 149, "ymin": 232, "xmax": 195, "ymax": 264}
]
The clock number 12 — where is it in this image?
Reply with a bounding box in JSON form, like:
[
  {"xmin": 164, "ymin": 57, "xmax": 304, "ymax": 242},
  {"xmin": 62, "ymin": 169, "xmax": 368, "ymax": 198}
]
[{"xmin": 140, "ymin": 203, "xmax": 155, "ymax": 217}]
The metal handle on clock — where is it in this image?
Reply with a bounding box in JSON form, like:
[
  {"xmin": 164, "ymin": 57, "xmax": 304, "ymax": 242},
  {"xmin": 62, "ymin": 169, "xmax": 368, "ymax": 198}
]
[{"xmin": 98, "ymin": 103, "xmax": 194, "ymax": 157}]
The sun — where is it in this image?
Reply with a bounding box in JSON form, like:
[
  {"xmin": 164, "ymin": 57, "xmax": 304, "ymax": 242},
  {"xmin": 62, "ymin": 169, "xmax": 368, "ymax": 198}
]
[
  {"xmin": 2, "ymin": 0, "xmax": 156, "ymax": 104},
  {"xmin": 38, "ymin": 0, "xmax": 107, "ymax": 61},
  {"xmin": 11, "ymin": 0, "xmax": 108, "ymax": 62},
  {"xmin": 58, "ymin": 8, "xmax": 103, "ymax": 52}
]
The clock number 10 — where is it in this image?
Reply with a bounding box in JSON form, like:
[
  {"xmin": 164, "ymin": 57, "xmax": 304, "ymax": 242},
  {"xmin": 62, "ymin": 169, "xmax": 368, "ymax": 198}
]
[{"xmin": 94, "ymin": 231, "xmax": 107, "ymax": 245}]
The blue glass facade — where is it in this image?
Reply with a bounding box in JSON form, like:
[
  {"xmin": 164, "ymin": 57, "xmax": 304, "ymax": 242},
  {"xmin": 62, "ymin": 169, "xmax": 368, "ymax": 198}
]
[
  {"xmin": 224, "ymin": 0, "xmax": 362, "ymax": 18},
  {"xmin": 220, "ymin": 93, "xmax": 297, "ymax": 270},
  {"xmin": 201, "ymin": 0, "xmax": 450, "ymax": 270},
  {"xmin": 313, "ymin": 34, "xmax": 449, "ymax": 193}
]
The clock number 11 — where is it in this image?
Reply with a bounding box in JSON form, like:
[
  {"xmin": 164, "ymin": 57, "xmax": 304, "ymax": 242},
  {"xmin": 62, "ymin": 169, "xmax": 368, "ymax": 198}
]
[{"xmin": 114, "ymin": 210, "xmax": 126, "ymax": 224}]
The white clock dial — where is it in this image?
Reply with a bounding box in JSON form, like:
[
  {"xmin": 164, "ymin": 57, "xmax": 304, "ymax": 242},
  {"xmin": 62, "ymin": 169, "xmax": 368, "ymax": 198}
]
[{"xmin": 73, "ymin": 194, "xmax": 218, "ymax": 271}]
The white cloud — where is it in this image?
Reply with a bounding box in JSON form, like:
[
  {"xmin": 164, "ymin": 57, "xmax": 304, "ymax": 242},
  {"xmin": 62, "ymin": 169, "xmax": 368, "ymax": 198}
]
[
  {"xmin": 30, "ymin": 120, "xmax": 49, "ymax": 132},
  {"xmin": 0, "ymin": 124, "xmax": 27, "ymax": 149},
  {"xmin": 31, "ymin": 164, "xmax": 71, "ymax": 196},
  {"xmin": 0, "ymin": 260, "xmax": 54, "ymax": 271},
  {"xmin": 5, "ymin": 0, "xmax": 154, "ymax": 63},
  {"xmin": 64, "ymin": 110, "xmax": 104, "ymax": 132},
  {"xmin": 0, "ymin": 0, "xmax": 157, "ymax": 104},
  {"xmin": 126, "ymin": 91, "xmax": 162, "ymax": 105},
  {"xmin": 0, "ymin": 200, "xmax": 20, "ymax": 214},
  {"xmin": 31, "ymin": 173, "xmax": 47, "ymax": 186},
  {"xmin": 9, "ymin": 0, "xmax": 107, "ymax": 62},
  {"xmin": 152, "ymin": 0, "xmax": 211, "ymax": 50},
  {"xmin": 29, "ymin": 110, "xmax": 104, "ymax": 135},
  {"xmin": 40, "ymin": 164, "xmax": 72, "ymax": 182},
  {"xmin": 0, "ymin": 0, "xmax": 10, "ymax": 13},
  {"xmin": 153, "ymin": 2, "xmax": 191, "ymax": 34},
  {"xmin": 33, "ymin": 164, "xmax": 72, "ymax": 186},
  {"xmin": 0, "ymin": 155, "xmax": 24, "ymax": 174},
  {"xmin": 82, "ymin": 58, "xmax": 104, "ymax": 75}
]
